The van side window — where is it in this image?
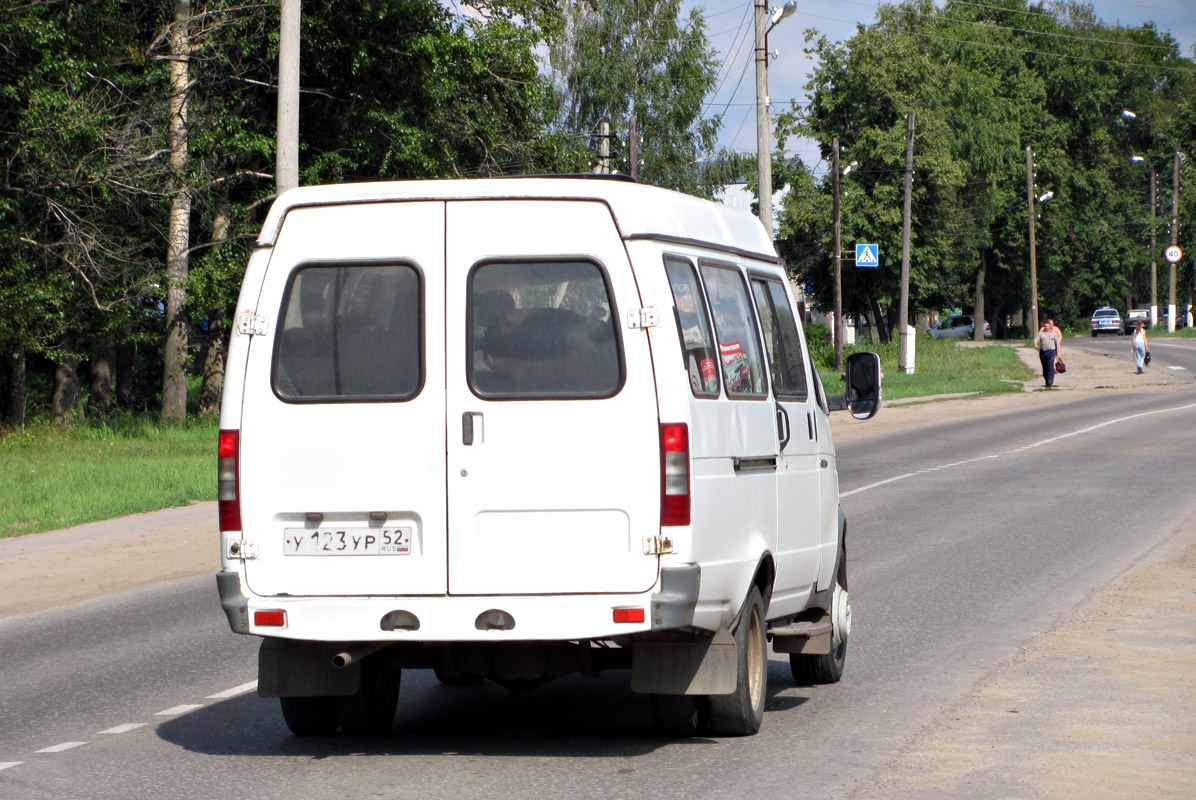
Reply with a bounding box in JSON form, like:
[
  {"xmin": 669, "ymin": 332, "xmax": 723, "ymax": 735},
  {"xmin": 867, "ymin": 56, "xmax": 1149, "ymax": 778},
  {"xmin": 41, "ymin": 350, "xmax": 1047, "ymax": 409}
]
[
  {"xmin": 273, "ymin": 264, "xmax": 422, "ymax": 402},
  {"xmin": 664, "ymin": 257, "xmax": 719, "ymax": 397},
  {"xmin": 469, "ymin": 260, "xmax": 623, "ymax": 398},
  {"xmin": 750, "ymin": 276, "xmax": 809, "ymax": 400},
  {"xmin": 698, "ymin": 263, "xmax": 767, "ymax": 398}
]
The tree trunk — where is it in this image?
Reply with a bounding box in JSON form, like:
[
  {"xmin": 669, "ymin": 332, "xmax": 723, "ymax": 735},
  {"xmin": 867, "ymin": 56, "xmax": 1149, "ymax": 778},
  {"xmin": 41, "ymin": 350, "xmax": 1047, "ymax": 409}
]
[
  {"xmin": 199, "ymin": 188, "xmax": 232, "ymax": 416},
  {"xmin": 199, "ymin": 307, "xmax": 226, "ymax": 415},
  {"xmin": 161, "ymin": 0, "xmax": 192, "ymax": 421},
  {"xmin": 52, "ymin": 334, "xmax": 84, "ymax": 425},
  {"xmin": 89, "ymin": 341, "xmax": 115, "ymax": 416},
  {"xmin": 973, "ymin": 251, "xmax": 987, "ymax": 341},
  {"xmin": 2, "ymin": 342, "xmax": 26, "ymax": 427},
  {"xmin": 870, "ymin": 298, "xmax": 890, "ymax": 343},
  {"xmin": 116, "ymin": 333, "xmax": 135, "ymax": 410}
]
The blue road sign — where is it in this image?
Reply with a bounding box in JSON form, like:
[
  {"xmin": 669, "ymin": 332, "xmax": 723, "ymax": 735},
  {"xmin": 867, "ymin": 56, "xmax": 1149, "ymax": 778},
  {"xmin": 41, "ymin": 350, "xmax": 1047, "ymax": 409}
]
[{"xmin": 855, "ymin": 243, "xmax": 879, "ymax": 267}]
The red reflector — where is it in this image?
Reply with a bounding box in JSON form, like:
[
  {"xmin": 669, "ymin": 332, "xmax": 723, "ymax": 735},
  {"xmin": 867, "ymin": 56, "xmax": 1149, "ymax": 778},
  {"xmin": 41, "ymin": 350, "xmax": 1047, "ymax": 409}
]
[
  {"xmin": 613, "ymin": 607, "xmax": 645, "ymax": 624},
  {"xmin": 254, "ymin": 610, "xmax": 286, "ymax": 627}
]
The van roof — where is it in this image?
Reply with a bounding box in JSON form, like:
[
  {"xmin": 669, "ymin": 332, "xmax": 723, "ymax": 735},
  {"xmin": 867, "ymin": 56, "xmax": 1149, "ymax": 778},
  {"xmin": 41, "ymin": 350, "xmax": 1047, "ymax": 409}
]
[{"xmin": 257, "ymin": 177, "xmax": 776, "ymax": 259}]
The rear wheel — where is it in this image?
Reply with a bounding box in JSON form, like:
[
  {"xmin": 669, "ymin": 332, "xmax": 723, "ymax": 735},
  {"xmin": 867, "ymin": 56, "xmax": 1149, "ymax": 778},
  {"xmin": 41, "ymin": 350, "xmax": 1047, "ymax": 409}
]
[
  {"xmin": 280, "ymin": 696, "xmax": 339, "ymax": 737},
  {"xmin": 336, "ymin": 661, "xmax": 400, "ymax": 735},
  {"xmin": 708, "ymin": 584, "xmax": 767, "ymax": 736},
  {"xmin": 791, "ymin": 548, "xmax": 850, "ymax": 685},
  {"xmin": 650, "ymin": 693, "xmax": 709, "ymax": 738}
]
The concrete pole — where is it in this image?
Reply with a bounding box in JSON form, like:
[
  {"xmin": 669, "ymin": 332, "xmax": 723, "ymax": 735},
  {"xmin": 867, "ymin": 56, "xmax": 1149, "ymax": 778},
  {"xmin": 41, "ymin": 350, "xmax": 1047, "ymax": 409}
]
[
  {"xmin": 629, "ymin": 114, "xmax": 638, "ymax": 181},
  {"xmin": 898, "ymin": 111, "xmax": 915, "ymax": 374},
  {"xmin": 1026, "ymin": 146, "xmax": 1039, "ymax": 335},
  {"xmin": 1150, "ymin": 167, "xmax": 1158, "ymax": 326},
  {"xmin": 276, "ymin": 0, "xmax": 301, "ymax": 195},
  {"xmin": 754, "ymin": 0, "xmax": 772, "ymax": 238},
  {"xmin": 833, "ymin": 137, "xmax": 843, "ymax": 373},
  {"xmin": 1168, "ymin": 148, "xmax": 1179, "ymax": 333}
]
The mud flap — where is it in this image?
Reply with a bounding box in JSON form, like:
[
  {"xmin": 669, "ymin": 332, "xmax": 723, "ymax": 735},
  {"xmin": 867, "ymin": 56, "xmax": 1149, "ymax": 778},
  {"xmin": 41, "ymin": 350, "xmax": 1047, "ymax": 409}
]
[
  {"xmin": 257, "ymin": 639, "xmax": 361, "ymax": 698},
  {"xmin": 629, "ymin": 628, "xmax": 737, "ymax": 695}
]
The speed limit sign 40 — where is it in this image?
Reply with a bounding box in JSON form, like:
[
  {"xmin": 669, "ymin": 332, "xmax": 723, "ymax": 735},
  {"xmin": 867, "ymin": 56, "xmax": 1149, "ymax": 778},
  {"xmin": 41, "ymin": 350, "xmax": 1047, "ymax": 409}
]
[{"xmin": 1165, "ymin": 245, "xmax": 1183, "ymax": 263}]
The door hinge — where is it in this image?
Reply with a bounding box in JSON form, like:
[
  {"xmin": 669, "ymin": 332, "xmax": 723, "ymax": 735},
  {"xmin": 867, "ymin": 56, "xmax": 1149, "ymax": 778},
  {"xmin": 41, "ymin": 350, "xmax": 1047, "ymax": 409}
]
[
  {"xmin": 626, "ymin": 307, "xmax": 660, "ymax": 329},
  {"xmin": 227, "ymin": 539, "xmax": 258, "ymax": 560},
  {"xmin": 643, "ymin": 533, "xmax": 675, "ymax": 555},
  {"xmin": 236, "ymin": 311, "xmax": 269, "ymax": 336}
]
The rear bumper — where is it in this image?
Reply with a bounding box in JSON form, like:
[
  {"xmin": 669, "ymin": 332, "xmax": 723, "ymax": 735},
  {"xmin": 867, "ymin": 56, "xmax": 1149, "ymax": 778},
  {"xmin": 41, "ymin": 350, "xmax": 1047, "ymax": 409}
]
[{"xmin": 215, "ymin": 564, "xmax": 700, "ymax": 642}]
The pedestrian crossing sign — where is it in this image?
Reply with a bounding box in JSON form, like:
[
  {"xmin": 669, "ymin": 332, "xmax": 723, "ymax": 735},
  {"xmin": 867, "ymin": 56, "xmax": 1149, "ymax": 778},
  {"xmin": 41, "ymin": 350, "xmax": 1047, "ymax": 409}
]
[{"xmin": 855, "ymin": 243, "xmax": 879, "ymax": 267}]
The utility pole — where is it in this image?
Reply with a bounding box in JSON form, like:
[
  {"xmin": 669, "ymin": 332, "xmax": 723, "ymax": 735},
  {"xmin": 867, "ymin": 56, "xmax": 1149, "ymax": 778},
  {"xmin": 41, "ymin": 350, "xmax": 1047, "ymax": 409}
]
[
  {"xmin": 276, "ymin": 0, "xmax": 300, "ymax": 194},
  {"xmin": 754, "ymin": 0, "xmax": 772, "ymax": 237},
  {"xmin": 832, "ymin": 137, "xmax": 843, "ymax": 373},
  {"xmin": 1026, "ymin": 146, "xmax": 1039, "ymax": 335},
  {"xmin": 594, "ymin": 118, "xmax": 611, "ymax": 174},
  {"xmin": 898, "ymin": 111, "xmax": 915, "ymax": 374},
  {"xmin": 1150, "ymin": 167, "xmax": 1158, "ymax": 326},
  {"xmin": 1169, "ymin": 148, "xmax": 1179, "ymax": 333},
  {"xmin": 629, "ymin": 115, "xmax": 639, "ymax": 181}
]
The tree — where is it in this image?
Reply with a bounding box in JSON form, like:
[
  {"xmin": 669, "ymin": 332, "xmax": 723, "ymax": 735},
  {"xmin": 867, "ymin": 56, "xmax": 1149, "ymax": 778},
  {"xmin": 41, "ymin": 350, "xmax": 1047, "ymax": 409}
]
[{"xmin": 546, "ymin": 0, "xmax": 722, "ymax": 195}]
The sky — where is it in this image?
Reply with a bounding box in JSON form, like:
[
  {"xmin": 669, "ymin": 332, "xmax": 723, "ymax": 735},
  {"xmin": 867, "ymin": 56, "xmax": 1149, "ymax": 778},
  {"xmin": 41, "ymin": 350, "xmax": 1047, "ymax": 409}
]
[{"xmin": 685, "ymin": 0, "xmax": 1196, "ymax": 166}]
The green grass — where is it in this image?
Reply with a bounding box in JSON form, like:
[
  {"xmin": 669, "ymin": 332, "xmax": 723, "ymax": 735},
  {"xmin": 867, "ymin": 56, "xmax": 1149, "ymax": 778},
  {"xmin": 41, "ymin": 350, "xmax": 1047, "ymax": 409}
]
[
  {"xmin": 0, "ymin": 415, "xmax": 217, "ymax": 539},
  {"xmin": 815, "ymin": 334, "xmax": 1036, "ymax": 400},
  {"xmin": 5, "ymin": 325, "xmax": 1182, "ymax": 539}
]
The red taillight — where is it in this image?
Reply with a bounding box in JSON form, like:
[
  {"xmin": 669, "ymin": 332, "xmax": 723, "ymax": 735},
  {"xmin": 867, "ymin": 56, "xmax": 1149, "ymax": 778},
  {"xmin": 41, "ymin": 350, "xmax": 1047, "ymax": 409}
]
[
  {"xmin": 254, "ymin": 610, "xmax": 286, "ymax": 627},
  {"xmin": 218, "ymin": 429, "xmax": 242, "ymax": 532},
  {"xmin": 660, "ymin": 423, "xmax": 690, "ymax": 526},
  {"xmin": 613, "ymin": 607, "xmax": 645, "ymax": 624}
]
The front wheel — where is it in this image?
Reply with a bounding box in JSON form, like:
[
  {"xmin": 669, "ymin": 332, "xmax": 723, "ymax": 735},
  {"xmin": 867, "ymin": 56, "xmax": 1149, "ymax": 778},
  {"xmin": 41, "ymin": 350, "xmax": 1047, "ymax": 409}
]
[
  {"xmin": 708, "ymin": 585, "xmax": 767, "ymax": 736},
  {"xmin": 791, "ymin": 547, "xmax": 850, "ymax": 685}
]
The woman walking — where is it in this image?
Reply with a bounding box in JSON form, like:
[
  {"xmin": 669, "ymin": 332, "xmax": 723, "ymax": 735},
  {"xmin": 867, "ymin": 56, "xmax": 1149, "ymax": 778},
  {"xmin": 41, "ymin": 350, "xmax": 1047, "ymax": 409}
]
[
  {"xmin": 1132, "ymin": 320, "xmax": 1150, "ymax": 373},
  {"xmin": 1034, "ymin": 320, "xmax": 1061, "ymax": 388}
]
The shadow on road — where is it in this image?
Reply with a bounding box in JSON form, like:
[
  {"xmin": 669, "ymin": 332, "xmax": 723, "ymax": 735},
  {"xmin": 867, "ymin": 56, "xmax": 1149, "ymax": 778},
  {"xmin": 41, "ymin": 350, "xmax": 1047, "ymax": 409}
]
[{"xmin": 157, "ymin": 661, "xmax": 810, "ymax": 758}]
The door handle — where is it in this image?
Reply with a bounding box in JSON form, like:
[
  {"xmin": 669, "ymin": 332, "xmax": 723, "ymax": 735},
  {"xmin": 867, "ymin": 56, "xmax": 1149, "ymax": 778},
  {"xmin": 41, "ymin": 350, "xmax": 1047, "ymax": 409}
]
[
  {"xmin": 462, "ymin": 412, "xmax": 483, "ymax": 445},
  {"xmin": 775, "ymin": 405, "xmax": 791, "ymax": 450}
]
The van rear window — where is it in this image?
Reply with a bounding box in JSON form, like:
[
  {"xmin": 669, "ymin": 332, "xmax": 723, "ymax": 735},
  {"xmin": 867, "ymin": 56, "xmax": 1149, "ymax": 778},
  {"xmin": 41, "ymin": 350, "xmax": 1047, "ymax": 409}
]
[
  {"xmin": 273, "ymin": 264, "xmax": 422, "ymax": 402},
  {"xmin": 469, "ymin": 261, "xmax": 622, "ymax": 398}
]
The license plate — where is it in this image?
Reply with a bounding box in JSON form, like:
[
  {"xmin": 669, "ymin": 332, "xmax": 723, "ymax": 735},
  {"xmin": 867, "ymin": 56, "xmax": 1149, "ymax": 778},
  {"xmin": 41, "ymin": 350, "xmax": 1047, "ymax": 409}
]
[{"xmin": 283, "ymin": 528, "xmax": 412, "ymax": 556}]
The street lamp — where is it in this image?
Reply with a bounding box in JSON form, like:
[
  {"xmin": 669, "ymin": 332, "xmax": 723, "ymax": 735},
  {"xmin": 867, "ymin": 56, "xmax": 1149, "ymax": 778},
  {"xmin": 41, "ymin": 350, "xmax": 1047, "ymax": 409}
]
[
  {"xmin": 1130, "ymin": 155, "xmax": 1159, "ymax": 325},
  {"xmin": 831, "ymin": 144, "xmax": 858, "ymax": 371},
  {"xmin": 755, "ymin": 1, "xmax": 797, "ymax": 238},
  {"xmin": 1122, "ymin": 109, "xmax": 1181, "ymax": 331}
]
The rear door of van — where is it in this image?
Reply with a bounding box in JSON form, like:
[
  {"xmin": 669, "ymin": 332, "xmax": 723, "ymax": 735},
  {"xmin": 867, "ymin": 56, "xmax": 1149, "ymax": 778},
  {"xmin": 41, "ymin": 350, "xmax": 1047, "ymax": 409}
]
[
  {"xmin": 238, "ymin": 201, "xmax": 449, "ymax": 597},
  {"xmin": 444, "ymin": 199, "xmax": 661, "ymax": 595}
]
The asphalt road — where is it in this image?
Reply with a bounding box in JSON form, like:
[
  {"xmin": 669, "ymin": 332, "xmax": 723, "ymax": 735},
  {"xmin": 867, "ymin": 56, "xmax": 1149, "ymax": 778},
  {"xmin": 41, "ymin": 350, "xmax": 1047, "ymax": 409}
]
[{"xmin": 2, "ymin": 372, "xmax": 1195, "ymax": 799}]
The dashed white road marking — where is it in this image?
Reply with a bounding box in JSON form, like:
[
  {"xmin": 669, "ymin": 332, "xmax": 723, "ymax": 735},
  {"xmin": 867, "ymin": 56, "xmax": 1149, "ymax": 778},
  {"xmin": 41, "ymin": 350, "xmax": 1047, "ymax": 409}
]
[
  {"xmin": 98, "ymin": 723, "xmax": 146, "ymax": 734},
  {"xmin": 35, "ymin": 742, "xmax": 88, "ymax": 754},
  {"xmin": 0, "ymin": 762, "xmax": 24, "ymax": 771},
  {"xmin": 155, "ymin": 704, "xmax": 204, "ymax": 716},
  {"xmin": 206, "ymin": 681, "xmax": 257, "ymax": 699},
  {"xmin": 842, "ymin": 400, "xmax": 1196, "ymax": 498}
]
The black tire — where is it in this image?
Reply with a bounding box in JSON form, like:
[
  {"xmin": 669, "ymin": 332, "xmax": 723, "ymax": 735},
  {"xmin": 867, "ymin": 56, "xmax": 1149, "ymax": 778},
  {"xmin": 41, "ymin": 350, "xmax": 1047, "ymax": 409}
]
[
  {"xmin": 280, "ymin": 696, "xmax": 339, "ymax": 737},
  {"xmin": 650, "ymin": 693, "xmax": 709, "ymax": 738},
  {"xmin": 336, "ymin": 661, "xmax": 400, "ymax": 735},
  {"xmin": 791, "ymin": 548, "xmax": 850, "ymax": 685},
  {"xmin": 708, "ymin": 584, "xmax": 767, "ymax": 736}
]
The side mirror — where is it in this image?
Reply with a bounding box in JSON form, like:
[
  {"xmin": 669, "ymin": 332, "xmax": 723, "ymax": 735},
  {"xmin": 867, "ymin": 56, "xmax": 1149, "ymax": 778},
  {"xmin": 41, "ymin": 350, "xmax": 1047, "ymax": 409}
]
[{"xmin": 843, "ymin": 351, "xmax": 881, "ymax": 419}]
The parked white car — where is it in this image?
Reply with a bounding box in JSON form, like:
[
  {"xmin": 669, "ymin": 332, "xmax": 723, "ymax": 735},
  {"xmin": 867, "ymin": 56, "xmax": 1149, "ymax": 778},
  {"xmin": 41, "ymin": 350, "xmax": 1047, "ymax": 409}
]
[
  {"xmin": 926, "ymin": 314, "xmax": 992, "ymax": 339},
  {"xmin": 216, "ymin": 176, "xmax": 880, "ymax": 739}
]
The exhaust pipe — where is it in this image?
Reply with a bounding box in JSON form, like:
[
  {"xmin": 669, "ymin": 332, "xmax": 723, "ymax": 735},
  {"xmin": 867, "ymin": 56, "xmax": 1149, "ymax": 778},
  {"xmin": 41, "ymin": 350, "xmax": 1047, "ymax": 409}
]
[{"xmin": 331, "ymin": 642, "xmax": 386, "ymax": 669}]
